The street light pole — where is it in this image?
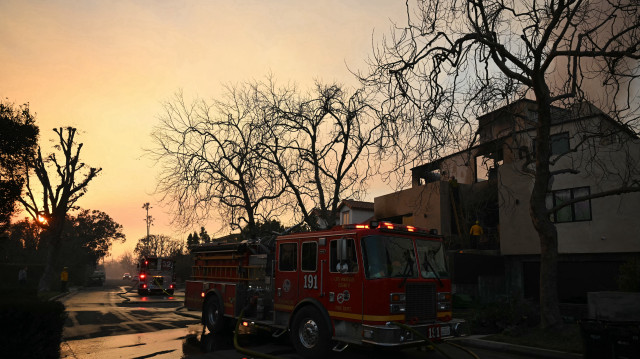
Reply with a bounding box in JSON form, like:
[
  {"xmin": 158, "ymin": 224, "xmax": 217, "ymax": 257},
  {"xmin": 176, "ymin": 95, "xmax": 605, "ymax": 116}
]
[{"xmin": 142, "ymin": 202, "xmax": 154, "ymax": 255}]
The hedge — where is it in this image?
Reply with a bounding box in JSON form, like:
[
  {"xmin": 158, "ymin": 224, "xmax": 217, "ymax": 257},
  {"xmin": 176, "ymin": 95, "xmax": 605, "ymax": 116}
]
[{"xmin": 0, "ymin": 291, "xmax": 66, "ymax": 359}]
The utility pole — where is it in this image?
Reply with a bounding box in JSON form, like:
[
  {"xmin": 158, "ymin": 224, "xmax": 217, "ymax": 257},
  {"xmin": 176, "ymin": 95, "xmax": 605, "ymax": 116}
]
[{"xmin": 142, "ymin": 202, "xmax": 154, "ymax": 255}]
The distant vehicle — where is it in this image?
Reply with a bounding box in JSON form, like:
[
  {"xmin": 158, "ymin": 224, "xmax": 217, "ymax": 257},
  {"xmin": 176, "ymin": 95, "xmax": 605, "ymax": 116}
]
[
  {"xmin": 137, "ymin": 256, "xmax": 176, "ymax": 295},
  {"xmin": 122, "ymin": 272, "xmax": 131, "ymax": 280},
  {"xmin": 87, "ymin": 270, "xmax": 105, "ymax": 286}
]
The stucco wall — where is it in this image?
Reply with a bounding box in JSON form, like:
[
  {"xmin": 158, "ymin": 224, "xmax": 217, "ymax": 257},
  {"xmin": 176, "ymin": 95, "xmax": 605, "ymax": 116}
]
[
  {"xmin": 374, "ymin": 181, "xmax": 447, "ymax": 233},
  {"xmin": 498, "ymin": 121, "xmax": 640, "ymax": 255},
  {"xmin": 340, "ymin": 208, "xmax": 374, "ymax": 225}
]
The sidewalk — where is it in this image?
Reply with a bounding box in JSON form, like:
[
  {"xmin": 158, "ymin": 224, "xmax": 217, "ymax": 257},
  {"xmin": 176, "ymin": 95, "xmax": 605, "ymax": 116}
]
[
  {"xmin": 49, "ymin": 286, "xmax": 80, "ymax": 301},
  {"xmin": 450, "ymin": 335, "xmax": 583, "ymax": 359}
]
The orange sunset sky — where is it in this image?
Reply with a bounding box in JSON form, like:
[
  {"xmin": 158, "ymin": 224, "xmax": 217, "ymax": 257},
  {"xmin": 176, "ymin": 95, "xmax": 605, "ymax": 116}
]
[{"xmin": 1, "ymin": 1, "xmax": 406, "ymax": 259}]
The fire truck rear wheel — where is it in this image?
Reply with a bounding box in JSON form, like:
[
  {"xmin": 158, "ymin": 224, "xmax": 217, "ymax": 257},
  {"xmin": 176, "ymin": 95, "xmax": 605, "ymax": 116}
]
[
  {"xmin": 290, "ymin": 306, "xmax": 330, "ymax": 359},
  {"xmin": 203, "ymin": 295, "xmax": 225, "ymax": 334}
]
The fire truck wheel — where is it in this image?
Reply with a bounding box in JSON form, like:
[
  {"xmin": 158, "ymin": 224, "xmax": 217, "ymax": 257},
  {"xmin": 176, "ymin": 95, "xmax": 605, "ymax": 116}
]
[
  {"xmin": 290, "ymin": 306, "xmax": 330, "ymax": 359},
  {"xmin": 203, "ymin": 295, "xmax": 225, "ymax": 334}
]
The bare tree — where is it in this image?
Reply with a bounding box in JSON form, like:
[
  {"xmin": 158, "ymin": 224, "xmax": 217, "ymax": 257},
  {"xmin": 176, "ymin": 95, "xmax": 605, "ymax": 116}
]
[
  {"xmin": 152, "ymin": 80, "xmax": 382, "ymax": 235},
  {"xmin": 134, "ymin": 234, "xmax": 184, "ymax": 258},
  {"xmin": 152, "ymin": 89, "xmax": 287, "ymax": 235},
  {"xmin": 257, "ymin": 80, "xmax": 382, "ymax": 229},
  {"xmin": 362, "ymin": 0, "xmax": 639, "ymax": 328},
  {"xmin": 19, "ymin": 127, "xmax": 101, "ymax": 291}
]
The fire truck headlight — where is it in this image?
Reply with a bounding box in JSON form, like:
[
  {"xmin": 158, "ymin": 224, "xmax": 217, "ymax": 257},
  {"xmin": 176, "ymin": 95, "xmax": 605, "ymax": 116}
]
[
  {"xmin": 390, "ymin": 303, "xmax": 406, "ymax": 314},
  {"xmin": 437, "ymin": 292, "xmax": 451, "ymax": 301},
  {"xmin": 438, "ymin": 302, "xmax": 451, "ymax": 311}
]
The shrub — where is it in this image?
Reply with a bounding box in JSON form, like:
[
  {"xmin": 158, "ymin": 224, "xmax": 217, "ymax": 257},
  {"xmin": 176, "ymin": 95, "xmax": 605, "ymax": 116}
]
[
  {"xmin": 469, "ymin": 296, "xmax": 539, "ymax": 335},
  {"xmin": 618, "ymin": 257, "xmax": 640, "ymax": 292},
  {"xmin": 0, "ymin": 294, "xmax": 66, "ymax": 359}
]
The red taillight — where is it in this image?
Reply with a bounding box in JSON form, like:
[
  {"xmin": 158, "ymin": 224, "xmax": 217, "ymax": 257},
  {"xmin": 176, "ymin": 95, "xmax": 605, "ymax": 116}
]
[
  {"xmin": 142, "ymin": 284, "xmax": 147, "ymax": 289},
  {"xmin": 170, "ymin": 284, "xmax": 174, "ymax": 289},
  {"xmin": 140, "ymin": 274, "xmax": 146, "ymax": 280}
]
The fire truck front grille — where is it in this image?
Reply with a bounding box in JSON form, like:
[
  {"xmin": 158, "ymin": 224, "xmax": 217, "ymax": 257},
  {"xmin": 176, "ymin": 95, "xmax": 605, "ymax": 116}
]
[{"xmin": 405, "ymin": 283, "xmax": 436, "ymax": 323}]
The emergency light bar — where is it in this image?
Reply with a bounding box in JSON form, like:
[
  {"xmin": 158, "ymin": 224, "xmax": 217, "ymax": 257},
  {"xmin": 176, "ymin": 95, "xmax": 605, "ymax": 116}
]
[
  {"xmin": 343, "ymin": 221, "xmax": 439, "ymax": 236},
  {"xmin": 342, "ymin": 224, "xmax": 370, "ymax": 230}
]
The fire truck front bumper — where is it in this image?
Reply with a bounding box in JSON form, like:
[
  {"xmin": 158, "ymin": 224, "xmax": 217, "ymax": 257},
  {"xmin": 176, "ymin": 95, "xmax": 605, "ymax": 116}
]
[{"xmin": 361, "ymin": 319, "xmax": 466, "ymax": 347}]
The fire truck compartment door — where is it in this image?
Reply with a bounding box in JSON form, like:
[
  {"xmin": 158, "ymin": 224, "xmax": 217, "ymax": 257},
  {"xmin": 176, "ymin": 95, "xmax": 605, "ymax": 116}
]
[{"xmin": 324, "ymin": 237, "xmax": 363, "ymax": 323}]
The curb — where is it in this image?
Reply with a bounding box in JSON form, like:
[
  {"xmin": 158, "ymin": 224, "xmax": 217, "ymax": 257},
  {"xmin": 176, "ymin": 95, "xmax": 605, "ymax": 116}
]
[
  {"xmin": 49, "ymin": 287, "xmax": 79, "ymax": 301},
  {"xmin": 450, "ymin": 336, "xmax": 583, "ymax": 359}
]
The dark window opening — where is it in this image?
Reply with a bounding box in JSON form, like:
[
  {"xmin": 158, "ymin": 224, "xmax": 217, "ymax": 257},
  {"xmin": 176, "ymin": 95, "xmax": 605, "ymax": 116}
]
[
  {"xmin": 278, "ymin": 243, "xmax": 297, "ymax": 272},
  {"xmin": 301, "ymin": 242, "xmax": 317, "ymax": 272},
  {"xmin": 546, "ymin": 186, "xmax": 591, "ymax": 223}
]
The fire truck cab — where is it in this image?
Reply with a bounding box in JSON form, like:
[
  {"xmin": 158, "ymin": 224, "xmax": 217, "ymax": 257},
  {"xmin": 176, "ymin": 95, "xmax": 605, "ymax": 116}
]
[{"xmin": 185, "ymin": 222, "xmax": 463, "ymax": 358}]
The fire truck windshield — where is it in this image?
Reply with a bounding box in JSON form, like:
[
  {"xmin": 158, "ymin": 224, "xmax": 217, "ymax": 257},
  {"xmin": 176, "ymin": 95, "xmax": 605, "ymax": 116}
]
[
  {"xmin": 361, "ymin": 235, "xmax": 417, "ymax": 279},
  {"xmin": 416, "ymin": 239, "xmax": 449, "ymax": 279}
]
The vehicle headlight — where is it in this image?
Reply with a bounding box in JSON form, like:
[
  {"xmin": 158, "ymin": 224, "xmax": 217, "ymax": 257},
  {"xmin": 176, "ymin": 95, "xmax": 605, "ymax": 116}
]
[{"xmin": 390, "ymin": 303, "xmax": 406, "ymax": 314}]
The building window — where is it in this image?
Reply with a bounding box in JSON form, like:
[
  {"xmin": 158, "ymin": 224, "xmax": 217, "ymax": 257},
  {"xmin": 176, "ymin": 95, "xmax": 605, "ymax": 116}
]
[
  {"xmin": 532, "ymin": 132, "xmax": 570, "ymax": 156},
  {"xmin": 278, "ymin": 243, "xmax": 297, "ymax": 271},
  {"xmin": 551, "ymin": 132, "xmax": 570, "ymax": 155},
  {"xmin": 301, "ymin": 242, "xmax": 317, "ymax": 272},
  {"xmin": 546, "ymin": 186, "xmax": 592, "ymax": 223},
  {"xmin": 475, "ymin": 151, "xmax": 503, "ymax": 182},
  {"xmin": 341, "ymin": 211, "xmax": 350, "ymax": 225}
]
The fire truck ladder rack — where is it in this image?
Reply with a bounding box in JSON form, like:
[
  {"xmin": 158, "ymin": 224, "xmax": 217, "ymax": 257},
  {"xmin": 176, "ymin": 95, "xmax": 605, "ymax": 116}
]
[{"xmin": 192, "ymin": 265, "xmax": 264, "ymax": 281}]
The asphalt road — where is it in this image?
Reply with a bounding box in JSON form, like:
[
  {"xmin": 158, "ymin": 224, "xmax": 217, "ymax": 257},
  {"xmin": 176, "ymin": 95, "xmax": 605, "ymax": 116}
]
[
  {"xmin": 61, "ymin": 279, "xmax": 197, "ymax": 341},
  {"xmin": 59, "ymin": 281, "xmax": 575, "ymax": 359}
]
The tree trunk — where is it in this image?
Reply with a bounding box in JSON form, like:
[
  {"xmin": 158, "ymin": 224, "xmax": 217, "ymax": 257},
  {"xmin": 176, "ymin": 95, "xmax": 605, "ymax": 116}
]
[
  {"xmin": 37, "ymin": 216, "xmax": 66, "ymax": 292},
  {"xmin": 530, "ymin": 90, "xmax": 563, "ymax": 329}
]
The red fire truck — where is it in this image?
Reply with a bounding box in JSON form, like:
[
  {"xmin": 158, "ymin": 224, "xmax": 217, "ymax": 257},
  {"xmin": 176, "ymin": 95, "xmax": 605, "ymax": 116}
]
[
  {"xmin": 137, "ymin": 256, "xmax": 176, "ymax": 296},
  {"xmin": 184, "ymin": 222, "xmax": 463, "ymax": 358}
]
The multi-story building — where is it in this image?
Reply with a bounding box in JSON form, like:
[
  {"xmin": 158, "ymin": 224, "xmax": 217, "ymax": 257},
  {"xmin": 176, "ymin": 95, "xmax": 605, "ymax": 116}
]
[{"xmin": 375, "ymin": 99, "xmax": 640, "ymax": 302}]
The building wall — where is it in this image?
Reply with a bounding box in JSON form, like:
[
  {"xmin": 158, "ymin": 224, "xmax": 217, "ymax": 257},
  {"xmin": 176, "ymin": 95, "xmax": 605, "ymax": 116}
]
[
  {"xmin": 498, "ymin": 118, "xmax": 640, "ymax": 255},
  {"xmin": 374, "ymin": 181, "xmax": 449, "ymax": 233},
  {"xmin": 339, "ymin": 208, "xmax": 373, "ymax": 225}
]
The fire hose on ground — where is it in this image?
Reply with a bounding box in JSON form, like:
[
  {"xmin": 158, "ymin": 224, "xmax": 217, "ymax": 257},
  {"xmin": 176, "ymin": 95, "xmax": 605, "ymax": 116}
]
[{"xmin": 233, "ymin": 310, "xmax": 284, "ymax": 359}]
